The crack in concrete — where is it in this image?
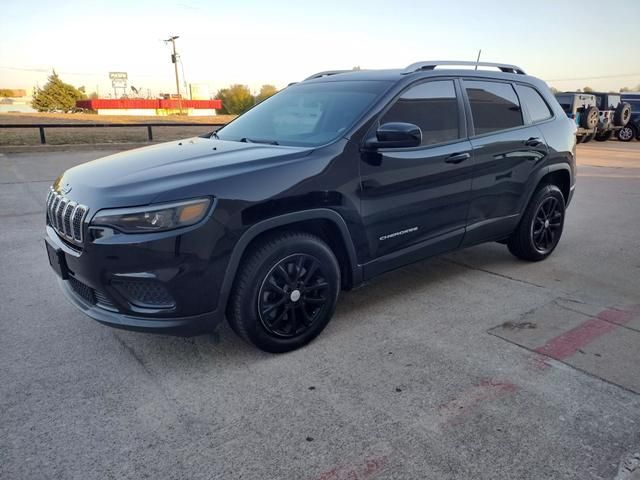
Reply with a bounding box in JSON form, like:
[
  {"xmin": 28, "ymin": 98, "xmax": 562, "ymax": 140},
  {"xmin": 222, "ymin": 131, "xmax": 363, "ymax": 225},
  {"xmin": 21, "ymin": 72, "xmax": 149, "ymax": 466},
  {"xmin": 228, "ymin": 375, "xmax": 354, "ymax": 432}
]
[
  {"xmin": 443, "ymin": 258, "xmax": 549, "ymax": 289},
  {"xmin": 487, "ymin": 329, "xmax": 640, "ymax": 397},
  {"xmin": 552, "ymin": 300, "xmax": 639, "ymax": 334},
  {"xmin": 110, "ymin": 332, "xmax": 209, "ymax": 435},
  {"xmin": 616, "ymin": 452, "xmax": 640, "ymax": 480}
]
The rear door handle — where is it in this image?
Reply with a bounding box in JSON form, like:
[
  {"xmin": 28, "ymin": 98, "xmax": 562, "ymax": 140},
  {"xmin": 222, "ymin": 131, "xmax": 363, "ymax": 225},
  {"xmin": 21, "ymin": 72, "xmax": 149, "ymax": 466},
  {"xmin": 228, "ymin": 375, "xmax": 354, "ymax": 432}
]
[
  {"xmin": 445, "ymin": 152, "xmax": 471, "ymax": 164},
  {"xmin": 525, "ymin": 137, "xmax": 543, "ymax": 147}
]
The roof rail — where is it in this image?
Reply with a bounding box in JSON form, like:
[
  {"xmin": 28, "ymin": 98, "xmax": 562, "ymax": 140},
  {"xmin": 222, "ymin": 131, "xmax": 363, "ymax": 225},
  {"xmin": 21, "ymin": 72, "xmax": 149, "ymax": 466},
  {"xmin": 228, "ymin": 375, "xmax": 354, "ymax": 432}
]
[
  {"xmin": 304, "ymin": 70, "xmax": 351, "ymax": 81},
  {"xmin": 402, "ymin": 60, "xmax": 526, "ymax": 75}
]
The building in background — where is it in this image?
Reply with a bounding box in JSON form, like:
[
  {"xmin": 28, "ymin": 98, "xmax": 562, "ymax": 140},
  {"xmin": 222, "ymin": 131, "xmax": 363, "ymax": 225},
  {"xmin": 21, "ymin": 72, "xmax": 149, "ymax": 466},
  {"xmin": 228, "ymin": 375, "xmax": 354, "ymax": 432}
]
[
  {"xmin": 0, "ymin": 88, "xmax": 36, "ymax": 113},
  {"xmin": 75, "ymin": 97, "xmax": 221, "ymax": 116}
]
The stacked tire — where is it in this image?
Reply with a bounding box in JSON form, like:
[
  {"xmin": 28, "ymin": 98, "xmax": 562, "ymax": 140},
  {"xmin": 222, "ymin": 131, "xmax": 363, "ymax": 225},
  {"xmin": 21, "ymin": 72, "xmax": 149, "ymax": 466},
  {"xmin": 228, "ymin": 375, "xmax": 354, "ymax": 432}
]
[
  {"xmin": 578, "ymin": 106, "xmax": 599, "ymax": 143},
  {"xmin": 614, "ymin": 102, "xmax": 636, "ymax": 142}
]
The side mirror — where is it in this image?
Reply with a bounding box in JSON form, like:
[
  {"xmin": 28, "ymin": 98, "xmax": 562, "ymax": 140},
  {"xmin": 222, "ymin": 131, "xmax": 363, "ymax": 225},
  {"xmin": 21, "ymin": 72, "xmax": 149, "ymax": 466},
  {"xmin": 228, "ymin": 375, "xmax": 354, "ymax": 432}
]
[{"xmin": 365, "ymin": 122, "xmax": 422, "ymax": 149}]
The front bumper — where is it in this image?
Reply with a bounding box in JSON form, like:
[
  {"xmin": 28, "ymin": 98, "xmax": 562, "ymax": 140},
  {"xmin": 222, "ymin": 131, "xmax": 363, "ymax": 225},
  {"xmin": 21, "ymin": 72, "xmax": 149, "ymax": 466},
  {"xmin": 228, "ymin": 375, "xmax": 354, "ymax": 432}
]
[
  {"xmin": 59, "ymin": 277, "xmax": 221, "ymax": 335},
  {"xmin": 46, "ymin": 215, "xmax": 232, "ymax": 335}
]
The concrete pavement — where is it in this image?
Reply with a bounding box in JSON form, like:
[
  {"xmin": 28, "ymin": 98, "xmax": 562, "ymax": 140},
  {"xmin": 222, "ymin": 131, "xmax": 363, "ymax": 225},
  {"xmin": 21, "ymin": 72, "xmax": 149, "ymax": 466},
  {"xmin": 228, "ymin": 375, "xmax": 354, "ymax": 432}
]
[{"xmin": 1, "ymin": 142, "xmax": 639, "ymax": 479}]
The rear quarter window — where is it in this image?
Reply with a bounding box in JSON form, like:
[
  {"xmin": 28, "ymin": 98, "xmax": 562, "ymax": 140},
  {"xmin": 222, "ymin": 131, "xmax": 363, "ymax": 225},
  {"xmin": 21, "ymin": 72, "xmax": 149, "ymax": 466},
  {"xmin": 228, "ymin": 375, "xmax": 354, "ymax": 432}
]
[{"xmin": 515, "ymin": 85, "xmax": 553, "ymax": 123}]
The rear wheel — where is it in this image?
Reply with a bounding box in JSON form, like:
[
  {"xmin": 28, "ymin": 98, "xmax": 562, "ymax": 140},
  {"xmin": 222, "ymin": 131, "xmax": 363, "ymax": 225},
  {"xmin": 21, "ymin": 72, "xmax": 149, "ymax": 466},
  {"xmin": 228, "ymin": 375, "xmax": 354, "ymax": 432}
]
[
  {"xmin": 617, "ymin": 124, "xmax": 637, "ymax": 142},
  {"xmin": 507, "ymin": 185, "xmax": 565, "ymax": 262},
  {"xmin": 227, "ymin": 232, "xmax": 340, "ymax": 353},
  {"xmin": 595, "ymin": 131, "xmax": 613, "ymax": 142}
]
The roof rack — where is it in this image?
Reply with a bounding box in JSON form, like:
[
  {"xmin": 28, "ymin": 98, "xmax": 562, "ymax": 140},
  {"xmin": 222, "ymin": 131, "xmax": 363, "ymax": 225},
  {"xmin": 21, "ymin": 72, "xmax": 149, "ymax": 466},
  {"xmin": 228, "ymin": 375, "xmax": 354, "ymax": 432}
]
[
  {"xmin": 304, "ymin": 70, "xmax": 351, "ymax": 81},
  {"xmin": 402, "ymin": 61, "xmax": 526, "ymax": 75}
]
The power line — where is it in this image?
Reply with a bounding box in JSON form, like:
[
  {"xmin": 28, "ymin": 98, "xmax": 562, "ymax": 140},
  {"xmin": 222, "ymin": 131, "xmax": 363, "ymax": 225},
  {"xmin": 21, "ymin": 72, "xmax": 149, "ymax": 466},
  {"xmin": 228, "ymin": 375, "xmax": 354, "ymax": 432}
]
[
  {"xmin": 546, "ymin": 72, "xmax": 640, "ymax": 82},
  {"xmin": 0, "ymin": 65, "xmax": 154, "ymax": 78}
]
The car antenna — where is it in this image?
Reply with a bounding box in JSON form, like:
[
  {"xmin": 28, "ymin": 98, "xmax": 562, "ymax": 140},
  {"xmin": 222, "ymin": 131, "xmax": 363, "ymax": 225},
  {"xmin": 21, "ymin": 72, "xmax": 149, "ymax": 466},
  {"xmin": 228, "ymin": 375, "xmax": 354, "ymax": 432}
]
[{"xmin": 475, "ymin": 49, "xmax": 482, "ymax": 70}]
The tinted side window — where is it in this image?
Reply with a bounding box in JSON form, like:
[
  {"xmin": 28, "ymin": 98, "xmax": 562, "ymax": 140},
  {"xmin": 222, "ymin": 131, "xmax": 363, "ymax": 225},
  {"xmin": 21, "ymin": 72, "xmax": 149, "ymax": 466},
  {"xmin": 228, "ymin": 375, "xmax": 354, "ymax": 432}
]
[
  {"xmin": 465, "ymin": 80, "xmax": 523, "ymax": 135},
  {"xmin": 515, "ymin": 85, "xmax": 553, "ymax": 123},
  {"xmin": 381, "ymin": 80, "xmax": 459, "ymax": 146}
]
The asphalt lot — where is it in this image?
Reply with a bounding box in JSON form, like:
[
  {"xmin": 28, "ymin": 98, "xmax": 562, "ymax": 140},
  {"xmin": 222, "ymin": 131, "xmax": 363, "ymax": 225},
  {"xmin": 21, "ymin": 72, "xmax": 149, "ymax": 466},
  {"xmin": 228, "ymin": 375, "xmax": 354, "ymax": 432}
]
[{"xmin": 1, "ymin": 141, "xmax": 639, "ymax": 479}]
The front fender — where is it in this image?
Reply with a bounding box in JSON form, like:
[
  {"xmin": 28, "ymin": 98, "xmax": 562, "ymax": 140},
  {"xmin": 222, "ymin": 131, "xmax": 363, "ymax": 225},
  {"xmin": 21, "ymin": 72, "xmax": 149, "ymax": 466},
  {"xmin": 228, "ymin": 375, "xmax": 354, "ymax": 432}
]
[{"xmin": 217, "ymin": 208, "xmax": 362, "ymax": 315}]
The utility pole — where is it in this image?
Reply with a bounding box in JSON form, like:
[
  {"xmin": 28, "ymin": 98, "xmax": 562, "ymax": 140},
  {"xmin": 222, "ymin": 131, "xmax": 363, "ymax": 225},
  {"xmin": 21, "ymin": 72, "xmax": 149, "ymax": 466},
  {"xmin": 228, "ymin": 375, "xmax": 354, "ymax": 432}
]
[{"xmin": 164, "ymin": 35, "xmax": 183, "ymax": 114}]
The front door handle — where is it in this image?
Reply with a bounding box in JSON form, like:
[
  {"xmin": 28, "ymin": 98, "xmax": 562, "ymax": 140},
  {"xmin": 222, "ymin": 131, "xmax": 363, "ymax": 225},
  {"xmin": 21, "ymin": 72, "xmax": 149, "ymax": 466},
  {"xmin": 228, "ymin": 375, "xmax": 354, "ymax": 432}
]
[
  {"xmin": 445, "ymin": 152, "xmax": 471, "ymax": 164},
  {"xmin": 525, "ymin": 137, "xmax": 543, "ymax": 147}
]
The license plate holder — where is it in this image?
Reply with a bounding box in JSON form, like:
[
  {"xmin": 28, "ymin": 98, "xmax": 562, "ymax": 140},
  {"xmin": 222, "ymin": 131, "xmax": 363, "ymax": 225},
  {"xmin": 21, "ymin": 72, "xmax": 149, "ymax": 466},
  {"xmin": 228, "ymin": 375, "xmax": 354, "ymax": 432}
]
[{"xmin": 45, "ymin": 238, "xmax": 69, "ymax": 279}]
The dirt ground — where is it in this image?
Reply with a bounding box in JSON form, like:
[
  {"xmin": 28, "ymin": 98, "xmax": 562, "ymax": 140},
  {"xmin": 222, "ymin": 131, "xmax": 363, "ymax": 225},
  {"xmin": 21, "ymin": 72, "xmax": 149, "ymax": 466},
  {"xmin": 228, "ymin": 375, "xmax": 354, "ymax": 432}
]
[{"xmin": 0, "ymin": 113, "xmax": 236, "ymax": 145}]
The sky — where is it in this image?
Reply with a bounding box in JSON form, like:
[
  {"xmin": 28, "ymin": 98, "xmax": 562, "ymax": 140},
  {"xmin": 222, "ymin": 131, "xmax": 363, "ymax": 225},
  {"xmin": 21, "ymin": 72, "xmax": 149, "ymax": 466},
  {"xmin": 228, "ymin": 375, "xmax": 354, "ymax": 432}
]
[{"xmin": 1, "ymin": 0, "xmax": 639, "ymax": 97}]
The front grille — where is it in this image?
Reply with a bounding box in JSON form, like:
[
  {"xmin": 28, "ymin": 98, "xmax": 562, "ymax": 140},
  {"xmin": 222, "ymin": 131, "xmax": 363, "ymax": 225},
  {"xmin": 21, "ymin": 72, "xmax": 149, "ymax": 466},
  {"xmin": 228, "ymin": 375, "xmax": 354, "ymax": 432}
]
[
  {"xmin": 46, "ymin": 188, "xmax": 89, "ymax": 244},
  {"xmin": 68, "ymin": 276, "xmax": 118, "ymax": 311}
]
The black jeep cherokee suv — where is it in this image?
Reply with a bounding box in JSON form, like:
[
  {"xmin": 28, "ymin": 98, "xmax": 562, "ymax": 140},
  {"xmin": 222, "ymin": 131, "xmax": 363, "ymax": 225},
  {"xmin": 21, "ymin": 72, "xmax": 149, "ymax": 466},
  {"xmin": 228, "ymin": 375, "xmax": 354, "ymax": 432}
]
[{"xmin": 45, "ymin": 61, "xmax": 576, "ymax": 352}]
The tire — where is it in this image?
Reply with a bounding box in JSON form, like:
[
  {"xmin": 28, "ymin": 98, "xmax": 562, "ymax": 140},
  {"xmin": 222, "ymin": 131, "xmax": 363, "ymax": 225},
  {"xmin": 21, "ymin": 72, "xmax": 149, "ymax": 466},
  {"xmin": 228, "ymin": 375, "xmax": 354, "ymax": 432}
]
[
  {"xmin": 507, "ymin": 184, "xmax": 566, "ymax": 262},
  {"xmin": 582, "ymin": 131, "xmax": 596, "ymax": 143},
  {"xmin": 594, "ymin": 131, "xmax": 613, "ymax": 142},
  {"xmin": 579, "ymin": 106, "xmax": 599, "ymax": 129},
  {"xmin": 614, "ymin": 102, "xmax": 632, "ymax": 127},
  {"xmin": 227, "ymin": 231, "xmax": 340, "ymax": 353},
  {"xmin": 617, "ymin": 124, "xmax": 637, "ymax": 142}
]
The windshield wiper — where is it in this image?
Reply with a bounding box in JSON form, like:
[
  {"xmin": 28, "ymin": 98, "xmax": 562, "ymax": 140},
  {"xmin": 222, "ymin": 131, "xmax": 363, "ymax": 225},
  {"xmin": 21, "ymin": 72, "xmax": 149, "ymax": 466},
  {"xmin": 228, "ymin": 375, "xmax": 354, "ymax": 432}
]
[{"xmin": 239, "ymin": 137, "xmax": 279, "ymax": 145}]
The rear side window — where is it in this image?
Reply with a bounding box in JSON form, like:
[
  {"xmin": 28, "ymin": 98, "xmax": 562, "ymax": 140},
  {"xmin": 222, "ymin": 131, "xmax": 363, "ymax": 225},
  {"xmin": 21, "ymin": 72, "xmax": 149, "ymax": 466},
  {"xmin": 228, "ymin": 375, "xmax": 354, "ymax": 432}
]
[
  {"xmin": 596, "ymin": 94, "xmax": 621, "ymax": 110},
  {"xmin": 381, "ymin": 80, "xmax": 459, "ymax": 146},
  {"xmin": 556, "ymin": 95, "xmax": 573, "ymax": 114},
  {"xmin": 515, "ymin": 85, "xmax": 553, "ymax": 123},
  {"xmin": 464, "ymin": 80, "xmax": 523, "ymax": 135}
]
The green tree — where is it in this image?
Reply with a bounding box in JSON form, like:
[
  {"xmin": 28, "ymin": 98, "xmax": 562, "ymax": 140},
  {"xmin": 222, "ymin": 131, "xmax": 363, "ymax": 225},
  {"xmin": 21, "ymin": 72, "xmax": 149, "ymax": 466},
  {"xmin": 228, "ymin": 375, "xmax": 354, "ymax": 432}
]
[
  {"xmin": 0, "ymin": 89, "xmax": 14, "ymax": 97},
  {"xmin": 31, "ymin": 71, "xmax": 87, "ymax": 112},
  {"xmin": 255, "ymin": 84, "xmax": 278, "ymax": 104},
  {"xmin": 582, "ymin": 86, "xmax": 594, "ymax": 93},
  {"xmin": 550, "ymin": 86, "xmax": 559, "ymax": 94},
  {"xmin": 215, "ymin": 84, "xmax": 254, "ymax": 114}
]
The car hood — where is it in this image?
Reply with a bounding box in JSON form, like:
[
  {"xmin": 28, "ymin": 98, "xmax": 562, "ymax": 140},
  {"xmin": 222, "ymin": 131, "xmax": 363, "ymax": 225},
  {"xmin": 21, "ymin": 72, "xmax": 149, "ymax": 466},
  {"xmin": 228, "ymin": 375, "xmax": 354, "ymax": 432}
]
[{"xmin": 55, "ymin": 137, "xmax": 314, "ymax": 209}]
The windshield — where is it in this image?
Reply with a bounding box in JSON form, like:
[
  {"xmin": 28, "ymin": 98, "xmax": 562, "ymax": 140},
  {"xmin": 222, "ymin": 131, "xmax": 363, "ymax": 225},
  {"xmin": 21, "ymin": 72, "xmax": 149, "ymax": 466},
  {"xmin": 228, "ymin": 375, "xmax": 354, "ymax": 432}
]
[{"xmin": 214, "ymin": 80, "xmax": 391, "ymax": 147}]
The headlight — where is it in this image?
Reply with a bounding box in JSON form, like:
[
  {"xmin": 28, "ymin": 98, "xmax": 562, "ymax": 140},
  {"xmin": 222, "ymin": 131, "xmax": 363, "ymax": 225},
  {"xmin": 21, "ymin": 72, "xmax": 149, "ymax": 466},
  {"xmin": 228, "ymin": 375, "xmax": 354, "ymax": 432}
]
[{"xmin": 91, "ymin": 198, "xmax": 212, "ymax": 233}]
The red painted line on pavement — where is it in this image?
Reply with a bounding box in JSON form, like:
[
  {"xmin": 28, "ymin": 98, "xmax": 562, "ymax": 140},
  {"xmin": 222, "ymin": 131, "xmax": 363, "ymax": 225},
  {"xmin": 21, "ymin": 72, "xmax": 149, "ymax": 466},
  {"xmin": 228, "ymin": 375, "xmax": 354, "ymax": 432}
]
[
  {"xmin": 438, "ymin": 378, "xmax": 517, "ymax": 426},
  {"xmin": 312, "ymin": 455, "xmax": 388, "ymax": 480},
  {"xmin": 534, "ymin": 308, "xmax": 633, "ymax": 360}
]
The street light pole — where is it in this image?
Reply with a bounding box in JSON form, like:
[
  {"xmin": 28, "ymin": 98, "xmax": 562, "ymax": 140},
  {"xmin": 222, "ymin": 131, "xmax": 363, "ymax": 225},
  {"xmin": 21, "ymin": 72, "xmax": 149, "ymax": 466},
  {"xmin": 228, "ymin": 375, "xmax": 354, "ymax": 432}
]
[{"xmin": 164, "ymin": 35, "xmax": 183, "ymax": 114}]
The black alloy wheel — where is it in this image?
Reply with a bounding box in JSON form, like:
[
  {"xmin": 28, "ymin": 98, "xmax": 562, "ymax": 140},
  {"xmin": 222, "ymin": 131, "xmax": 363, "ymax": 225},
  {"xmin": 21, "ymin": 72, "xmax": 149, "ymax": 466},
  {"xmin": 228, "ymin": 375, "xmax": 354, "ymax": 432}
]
[
  {"xmin": 531, "ymin": 196, "xmax": 563, "ymax": 254},
  {"xmin": 507, "ymin": 184, "xmax": 565, "ymax": 261},
  {"xmin": 258, "ymin": 253, "xmax": 330, "ymax": 337},
  {"xmin": 227, "ymin": 231, "xmax": 340, "ymax": 353}
]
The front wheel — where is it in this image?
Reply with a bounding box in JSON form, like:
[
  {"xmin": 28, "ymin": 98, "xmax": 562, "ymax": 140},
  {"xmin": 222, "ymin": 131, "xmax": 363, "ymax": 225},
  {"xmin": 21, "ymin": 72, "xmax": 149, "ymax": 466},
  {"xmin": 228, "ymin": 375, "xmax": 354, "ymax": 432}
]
[
  {"xmin": 617, "ymin": 124, "xmax": 637, "ymax": 142},
  {"xmin": 227, "ymin": 232, "xmax": 340, "ymax": 353},
  {"xmin": 508, "ymin": 185, "xmax": 566, "ymax": 262}
]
